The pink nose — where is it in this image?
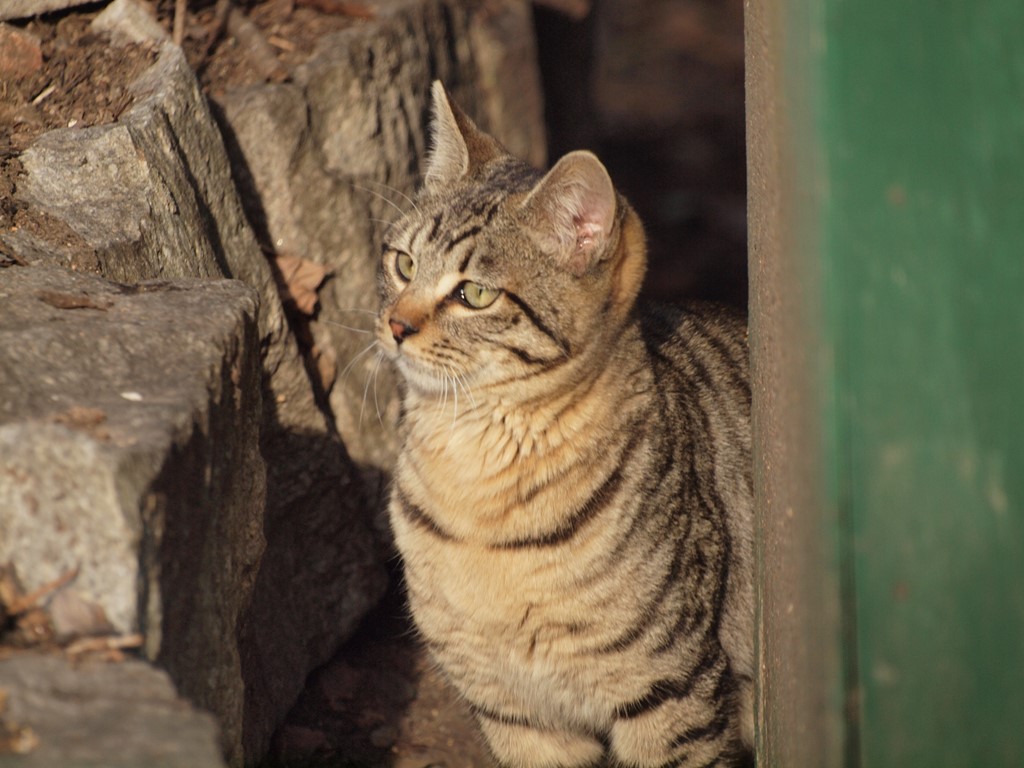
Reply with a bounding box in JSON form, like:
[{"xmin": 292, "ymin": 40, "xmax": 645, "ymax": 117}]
[{"xmin": 389, "ymin": 317, "xmax": 419, "ymax": 343}]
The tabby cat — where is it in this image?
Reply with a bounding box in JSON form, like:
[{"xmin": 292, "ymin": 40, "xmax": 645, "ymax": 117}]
[{"xmin": 376, "ymin": 82, "xmax": 754, "ymax": 768}]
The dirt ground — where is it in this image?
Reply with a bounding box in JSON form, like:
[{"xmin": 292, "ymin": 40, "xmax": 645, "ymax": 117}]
[
  {"xmin": 0, "ymin": 1, "xmax": 746, "ymax": 766},
  {"xmin": 266, "ymin": 572, "xmax": 497, "ymax": 768}
]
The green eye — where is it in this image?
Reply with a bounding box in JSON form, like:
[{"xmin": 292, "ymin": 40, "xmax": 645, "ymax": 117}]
[
  {"xmin": 395, "ymin": 251, "xmax": 416, "ymax": 281},
  {"xmin": 459, "ymin": 281, "xmax": 501, "ymax": 309}
]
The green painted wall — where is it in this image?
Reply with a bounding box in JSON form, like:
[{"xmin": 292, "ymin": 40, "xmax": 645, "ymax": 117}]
[{"xmin": 748, "ymin": 1, "xmax": 1024, "ymax": 765}]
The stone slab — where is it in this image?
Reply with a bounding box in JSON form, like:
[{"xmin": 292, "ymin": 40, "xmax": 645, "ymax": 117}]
[
  {"xmin": 0, "ymin": 263, "xmax": 265, "ymax": 761},
  {"xmin": 1, "ymin": 34, "xmax": 387, "ymax": 763},
  {"xmin": 0, "ymin": 654, "xmax": 226, "ymax": 768},
  {"xmin": 0, "ymin": 0, "xmax": 95, "ymax": 22}
]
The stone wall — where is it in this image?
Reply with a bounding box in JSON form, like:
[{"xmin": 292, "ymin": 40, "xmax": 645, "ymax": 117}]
[{"xmin": 0, "ymin": 0, "xmax": 545, "ymax": 764}]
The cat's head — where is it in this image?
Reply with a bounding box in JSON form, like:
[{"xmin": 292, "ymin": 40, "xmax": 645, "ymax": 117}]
[{"xmin": 376, "ymin": 81, "xmax": 646, "ymax": 396}]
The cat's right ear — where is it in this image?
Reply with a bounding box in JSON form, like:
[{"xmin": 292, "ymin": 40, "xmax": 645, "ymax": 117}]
[
  {"xmin": 424, "ymin": 81, "xmax": 502, "ymax": 189},
  {"xmin": 520, "ymin": 151, "xmax": 617, "ymax": 276}
]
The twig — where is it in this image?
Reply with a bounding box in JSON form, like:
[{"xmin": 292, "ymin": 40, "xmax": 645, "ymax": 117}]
[
  {"xmin": 201, "ymin": 0, "xmax": 234, "ymax": 61},
  {"xmin": 31, "ymin": 83, "xmax": 56, "ymax": 105},
  {"xmin": 173, "ymin": 0, "xmax": 187, "ymax": 46},
  {"xmin": 295, "ymin": 0, "xmax": 375, "ymax": 20},
  {"xmin": 65, "ymin": 633, "xmax": 144, "ymax": 657},
  {"xmin": 267, "ymin": 34, "xmax": 296, "ymax": 52},
  {"xmin": 7, "ymin": 567, "xmax": 78, "ymax": 616}
]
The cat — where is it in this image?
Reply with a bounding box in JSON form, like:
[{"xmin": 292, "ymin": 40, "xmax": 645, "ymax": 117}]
[{"xmin": 375, "ymin": 81, "xmax": 754, "ymax": 768}]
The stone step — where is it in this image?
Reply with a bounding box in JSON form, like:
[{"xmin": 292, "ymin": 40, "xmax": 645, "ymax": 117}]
[
  {"xmin": 0, "ymin": 654, "xmax": 226, "ymax": 768},
  {"xmin": 0, "ymin": 263, "xmax": 264, "ymax": 761}
]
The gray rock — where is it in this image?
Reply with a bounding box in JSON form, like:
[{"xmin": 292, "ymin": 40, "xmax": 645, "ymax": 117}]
[
  {"xmin": 214, "ymin": 81, "xmax": 398, "ymax": 476},
  {"xmin": 0, "ymin": 263, "xmax": 264, "ymax": 762},
  {"xmin": 1, "ymin": 38, "xmax": 387, "ymax": 763},
  {"xmin": 0, "ymin": 654, "xmax": 226, "ymax": 768},
  {"xmin": 6, "ymin": 42, "xmax": 298, "ymax": 395},
  {"xmin": 91, "ymin": 0, "xmax": 170, "ymax": 46},
  {"xmin": 0, "ymin": 0, "xmax": 95, "ymax": 22}
]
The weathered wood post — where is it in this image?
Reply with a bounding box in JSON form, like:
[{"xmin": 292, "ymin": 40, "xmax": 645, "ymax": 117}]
[{"xmin": 747, "ymin": 1, "xmax": 1024, "ymax": 765}]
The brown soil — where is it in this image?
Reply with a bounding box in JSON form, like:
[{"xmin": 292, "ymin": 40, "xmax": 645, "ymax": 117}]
[
  {"xmin": 266, "ymin": 578, "xmax": 495, "ymax": 768},
  {"xmin": 176, "ymin": 0, "xmax": 362, "ymax": 94},
  {"xmin": 0, "ymin": 13, "xmax": 157, "ymax": 266},
  {"xmin": 0, "ymin": 13, "xmax": 157, "ymax": 155}
]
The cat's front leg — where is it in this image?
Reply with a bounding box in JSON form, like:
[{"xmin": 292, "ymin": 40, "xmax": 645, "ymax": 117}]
[
  {"xmin": 477, "ymin": 712, "xmax": 606, "ymax": 768},
  {"xmin": 607, "ymin": 692, "xmax": 739, "ymax": 768}
]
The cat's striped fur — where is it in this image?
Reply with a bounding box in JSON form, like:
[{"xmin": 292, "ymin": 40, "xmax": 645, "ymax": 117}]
[{"xmin": 377, "ymin": 82, "xmax": 754, "ymax": 767}]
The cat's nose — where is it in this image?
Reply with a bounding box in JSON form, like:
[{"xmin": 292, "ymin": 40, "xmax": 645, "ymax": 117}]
[{"xmin": 389, "ymin": 317, "xmax": 419, "ymax": 343}]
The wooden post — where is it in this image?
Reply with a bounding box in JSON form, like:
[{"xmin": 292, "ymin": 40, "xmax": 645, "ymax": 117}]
[{"xmin": 747, "ymin": 0, "xmax": 1024, "ymax": 765}]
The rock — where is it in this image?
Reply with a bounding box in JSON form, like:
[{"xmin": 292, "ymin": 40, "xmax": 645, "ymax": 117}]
[
  {"xmin": 91, "ymin": 0, "xmax": 171, "ymax": 46},
  {"xmin": 0, "ymin": 39, "xmax": 386, "ymax": 763},
  {"xmin": 0, "ymin": 654, "xmax": 226, "ymax": 768},
  {"xmin": 0, "ymin": 0, "xmax": 94, "ymax": 23},
  {"xmin": 0, "ymin": 263, "xmax": 265, "ymax": 762}
]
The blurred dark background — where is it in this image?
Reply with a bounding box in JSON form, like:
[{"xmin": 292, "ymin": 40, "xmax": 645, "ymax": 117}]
[{"xmin": 534, "ymin": 0, "xmax": 747, "ymax": 308}]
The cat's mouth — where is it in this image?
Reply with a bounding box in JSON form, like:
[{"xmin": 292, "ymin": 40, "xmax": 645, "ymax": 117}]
[
  {"xmin": 379, "ymin": 336, "xmax": 446, "ymax": 389},
  {"xmin": 391, "ymin": 353, "xmax": 469, "ymax": 397}
]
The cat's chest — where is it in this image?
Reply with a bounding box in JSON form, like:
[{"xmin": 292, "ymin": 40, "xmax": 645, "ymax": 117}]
[
  {"xmin": 401, "ymin": 540, "xmax": 627, "ymax": 728},
  {"xmin": 404, "ymin": 541, "xmax": 598, "ymax": 677},
  {"xmin": 398, "ymin": 406, "xmax": 548, "ymax": 525}
]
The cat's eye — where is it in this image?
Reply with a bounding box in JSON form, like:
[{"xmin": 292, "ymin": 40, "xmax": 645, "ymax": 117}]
[
  {"xmin": 458, "ymin": 281, "xmax": 501, "ymax": 309},
  {"xmin": 394, "ymin": 251, "xmax": 416, "ymax": 281}
]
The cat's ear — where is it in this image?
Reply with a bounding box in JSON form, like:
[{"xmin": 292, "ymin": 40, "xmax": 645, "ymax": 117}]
[
  {"xmin": 521, "ymin": 151, "xmax": 617, "ymax": 276},
  {"xmin": 424, "ymin": 81, "xmax": 502, "ymax": 188}
]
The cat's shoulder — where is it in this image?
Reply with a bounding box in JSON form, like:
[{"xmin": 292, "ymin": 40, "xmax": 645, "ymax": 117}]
[{"xmin": 638, "ymin": 300, "xmax": 748, "ymax": 357}]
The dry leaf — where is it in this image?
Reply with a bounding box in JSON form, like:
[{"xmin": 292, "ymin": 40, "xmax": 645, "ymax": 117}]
[
  {"xmin": 0, "ymin": 565, "xmax": 78, "ymax": 649},
  {"xmin": 65, "ymin": 633, "xmax": 143, "ymax": 660},
  {"xmin": 0, "ymin": 687, "xmax": 38, "ymax": 755},
  {"xmin": 273, "ymin": 253, "xmax": 329, "ymax": 316},
  {"xmin": 50, "ymin": 406, "xmax": 110, "ymax": 440},
  {"xmin": 0, "ymin": 721, "xmax": 39, "ymax": 756},
  {"xmin": 4, "ymin": 566, "xmax": 78, "ymax": 617},
  {"xmin": 49, "ymin": 590, "xmax": 115, "ymax": 641},
  {"xmin": 35, "ymin": 290, "xmax": 112, "ymax": 310}
]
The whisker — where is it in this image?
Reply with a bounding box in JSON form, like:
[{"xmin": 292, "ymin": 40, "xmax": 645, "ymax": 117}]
[
  {"xmin": 454, "ymin": 371, "xmax": 478, "ymax": 410},
  {"xmin": 438, "ymin": 367, "xmax": 449, "ymax": 414},
  {"xmin": 364, "ymin": 178, "xmax": 422, "ymax": 217},
  {"xmin": 338, "ymin": 341, "xmax": 379, "ymax": 386},
  {"xmin": 451, "ymin": 367, "xmax": 459, "ymax": 432},
  {"xmin": 371, "ymin": 351, "xmax": 386, "ymax": 428},
  {"xmin": 359, "ymin": 350, "xmax": 377, "ymax": 427},
  {"xmin": 444, "ymin": 366, "xmax": 466, "ymax": 449},
  {"xmin": 355, "ymin": 184, "xmax": 409, "ymax": 219},
  {"xmin": 320, "ymin": 319, "xmax": 373, "ymax": 334}
]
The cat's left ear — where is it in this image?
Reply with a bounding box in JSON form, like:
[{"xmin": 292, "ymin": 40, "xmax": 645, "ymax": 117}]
[
  {"xmin": 424, "ymin": 81, "xmax": 503, "ymax": 189},
  {"xmin": 521, "ymin": 151, "xmax": 617, "ymax": 276}
]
